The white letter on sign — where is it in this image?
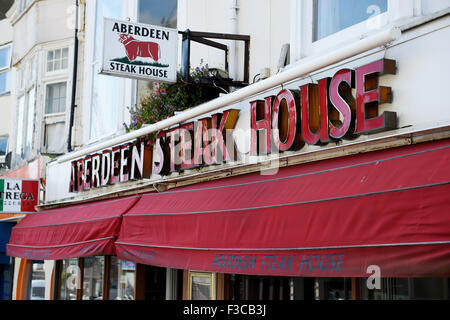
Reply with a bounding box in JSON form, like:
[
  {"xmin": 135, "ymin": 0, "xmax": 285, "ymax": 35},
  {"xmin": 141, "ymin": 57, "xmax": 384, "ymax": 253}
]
[{"xmin": 366, "ymin": 265, "xmax": 381, "ymax": 290}]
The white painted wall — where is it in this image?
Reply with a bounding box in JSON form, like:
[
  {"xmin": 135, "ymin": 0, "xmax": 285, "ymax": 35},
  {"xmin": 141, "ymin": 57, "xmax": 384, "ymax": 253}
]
[
  {"xmin": 0, "ymin": 19, "xmax": 13, "ymax": 43},
  {"xmin": 421, "ymin": 0, "xmax": 450, "ymax": 15},
  {"xmin": 45, "ymin": 16, "xmax": 450, "ymax": 203},
  {"xmin": 10, "ymin": 0, "xmax": 74, "ymax": 65},
  {"xmin": 0, "ymin": 19, "xmax": 13, "ymax": 141},
  {"xmin": 178, "ymin": 0, "xmax": 290, "ymax": 83},
  {"xmin": 8, "ymin": 0, "xmax": 75, "ymax": 169}
]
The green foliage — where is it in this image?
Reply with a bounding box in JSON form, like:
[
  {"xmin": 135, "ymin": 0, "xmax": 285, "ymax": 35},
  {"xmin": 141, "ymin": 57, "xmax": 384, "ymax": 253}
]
[
  {"xmin": 111, "ymin": 56, "xmax": 169, "ymax": 68},
  {"xmin": 124, "ymin": 65, "xmax": 216, "ymax": 145}
]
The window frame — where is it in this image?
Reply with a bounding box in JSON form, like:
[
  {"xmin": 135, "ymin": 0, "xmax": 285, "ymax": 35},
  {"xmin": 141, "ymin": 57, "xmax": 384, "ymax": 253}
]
[
  {"xmin": 26, "ymin": 260, "xmax": 46, "ymax": 300},
  {"xmin": 40, "ymin": 42, "xmax": 72, "ymax": 155},
  {"xmin": 24, "ymin": 86, "xmax": 36, "ymax": 157},
  {"xmin": 44, "ymin": 81, "xmax": 68, "ymax": 116},
  {"xmin": 46, "ymin": 48, "xmax": 70, "ymax": 74},
  {"xmin": 0, "ymin": 43, "xmax": 11, "ymax": 71},
  {"xmin": 0, "ymin": 135, "xmax": 8, "ymax": 164},
  {"xmin": 187, "ymin": 271, "xmax": 217, "ymax": 300},
  {"xmin": 55, "ymin": 256, "xmax": 139, "ymax": 301},
  {"xmin": 41, "ymin": 80, "xmax": 68, "ymax": 154},
  {"xmin": 0, "ymin": 43, "xmax": 12, "ymax": 95},
  {"xmin": 312, "ymin": 0, "xmax": 389, "ymax": 42},
  {"xmin": 291, "ymin": 0, "xmax": 416, "ymax": 61},
  {"xmin": 11, "ymin": 0, "xmax": 37, "ymax": 24},
  {"xmin": 15, "ymin": 86, "xmax": 36, "ymax": 160},
  {"xmin": 81, "ymin": 0, "xmax": 136, "ymax": 146}
]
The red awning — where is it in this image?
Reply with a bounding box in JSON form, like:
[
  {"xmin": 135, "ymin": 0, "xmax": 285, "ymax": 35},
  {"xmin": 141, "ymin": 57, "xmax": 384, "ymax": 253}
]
[
  {"xmin": 7, "ymin": 196, "xmax": 139, "ymax": 260},
  {"xmin": 115, "ymin": 139, "xmax": 450, "ymax": 277}
]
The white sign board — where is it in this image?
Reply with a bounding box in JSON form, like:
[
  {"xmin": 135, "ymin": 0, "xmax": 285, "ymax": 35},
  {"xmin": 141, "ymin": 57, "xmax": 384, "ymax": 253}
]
[{"xmin": 100, "ymin": 18, "xmax": 178, "ymax": 83}]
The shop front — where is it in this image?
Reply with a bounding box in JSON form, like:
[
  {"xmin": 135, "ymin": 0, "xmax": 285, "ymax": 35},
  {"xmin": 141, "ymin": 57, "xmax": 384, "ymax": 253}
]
[
  {"xmin": 6, "ymin": 25, "xmax": 450, "ymax": 300},
  {"xmin": 0, "ymin": 221, "xmax": 14, "ymax": 300},
  {"xmin": 6, "ymin": 137, "xmax": 450, "ymax": 300},
  {"xmin": 0, "ymin": 157, "xmax": 41, "ymax": 300},
  {"xmin": 113, "ymin": 138, "xmax": 450, "ymax": 300}
]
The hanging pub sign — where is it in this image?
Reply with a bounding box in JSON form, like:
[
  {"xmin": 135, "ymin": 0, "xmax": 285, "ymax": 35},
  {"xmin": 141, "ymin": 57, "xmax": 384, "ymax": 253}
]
[
  {"xmin": 70, "ymin": 58, "xmax": 397, "ymax": 193},
  {"xmin": 0, "ymin": 179, "xmax": 39, "ymax": 213},
  {"xmin": 100, "ymin": 17, "xmax": 178, "ymax": 83}
]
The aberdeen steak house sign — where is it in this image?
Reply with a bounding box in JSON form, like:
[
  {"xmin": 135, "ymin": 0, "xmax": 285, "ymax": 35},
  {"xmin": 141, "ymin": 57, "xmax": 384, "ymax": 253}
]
[
  {"xmin": 69, "ymin": 59, "xmax": 397, "ymax": 192},
  {"xmin": 100, "ymin": 18, "xmax": 178, "ymax": 83}
]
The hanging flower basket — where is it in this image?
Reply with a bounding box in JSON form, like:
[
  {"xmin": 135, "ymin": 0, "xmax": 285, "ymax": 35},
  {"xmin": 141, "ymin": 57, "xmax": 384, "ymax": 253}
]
[{"xmin": 124, "ymin": 65, "xmax": 223, "ymax": 146}]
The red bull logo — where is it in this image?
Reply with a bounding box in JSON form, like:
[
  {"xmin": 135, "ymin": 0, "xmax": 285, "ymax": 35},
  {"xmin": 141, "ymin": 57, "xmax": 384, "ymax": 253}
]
[
  {"xmin": 118, "ymin": 33, "xmax": 161, "ymax": 62},
  {"xmin": 102, "ymin": 18, "xmax": 177, "ymax": 82}
]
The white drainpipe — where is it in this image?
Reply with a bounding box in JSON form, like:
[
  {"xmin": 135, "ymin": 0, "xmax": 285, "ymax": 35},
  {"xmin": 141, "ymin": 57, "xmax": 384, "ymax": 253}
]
[
  {"xmin": 228, "ymin": 0, "xmax": 238, "ymax": 81},
  {"xmin": 57, "ymin": 26, "xmax": 401, "ymax": 164}
]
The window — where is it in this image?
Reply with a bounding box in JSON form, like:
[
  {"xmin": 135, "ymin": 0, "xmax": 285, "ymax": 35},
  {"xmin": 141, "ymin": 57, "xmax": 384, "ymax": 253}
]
[
  {"xmin": 30, "ymin": 55, "xmax": 37, "ymax": 83},
  {"xmin": 139, "ymin": 0, "xmax": 177, "ymax": 28},
  {"xmin": 0, "ymin": 45, "xmax": 11, "ymax": 95},
  {"xmin": 58, "ymin": 259, "xmax": 78, "ymax": 300},
  {"xmin": 43, "ymin": 83, "xmax": 67, "ymax": 154},
  {"xmin": 15, "ymin": 88, "xmax": 35, "ymax": 160},
  {"xmin": 0, "ymin": 137, "xmax": 7, "ymax": 157},
  {"xmin": 27, "ymin": 261, "xmax": 45, "ymax": 300},
  {"xmin": 43, "ymin": 121, "xmax": 66, "ymax": 154},
  {"xmin": 86, "ymin": 0, "xmax": 178, "ymax": 141},
  {"xmin": 109, "ymin": 257, "xmax": 136, "ymax": 300},
  {"xmin": 188, "ymin": 272, "xmax": 216, "ymax": 300},
  {"xmin": 292, "ymin": 0, "xmax": 406, "ymax": 60},
  {"xmin": 313, "ymin": 0, "xmax": 387, "ymax": 41},
  {"xmin": 57, "ymin": 256, "xmax": 137, "ymax": 300},
  {"xmin": 15, "ymin": 96, "xmax": 25, "ymax": 158},
  {"xmin": 89, "ymin": 0, "xmax": 123, "ymax": 140},
  {"xmin": 45, "ymin": 82, "xmax": 67, "ymax": 114},
  {"xmin": 0, "ymin": 262, "xmax": 13, "ymax": 300},
  {"xmin": 362, "ymin": 278, "xmax": 450, "ymax": 300},
  {"xmin": 314, "ymin": 277, "xmax": 352, "ymax": 300},
  {"xmin": 82, "ymin": 256, "xmax": 104, "ymax": 300},
  {"xmin": 17, "ymin": 0, "xmax": 33, "ymax": 15},
  {"xmin": 0, "ymin": 46, "xmax": 11, "ymax": 69},
  {"xmin": 47, "ymin": 48, "xmax": 69, "ymax": 72},
  {"xmin": 0, "ymin": 72, "xmax": 10, "ymax": 94},
  {"xmin": 230, "ymin": 275, "xmax": 294, "ymax": 300},
  {"xmin": 137, "ymin": 0, "xmax": 177, "ymax": 101},
  {"xmin": 25, "ymin": 87, "xmax": 35, "ymax": 155}
]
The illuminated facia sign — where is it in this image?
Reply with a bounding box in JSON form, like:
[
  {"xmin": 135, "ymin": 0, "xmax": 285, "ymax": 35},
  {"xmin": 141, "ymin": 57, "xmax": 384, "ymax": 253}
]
[
  {"xmin": 249, "ymin": 59, "xmax": 397, "ymax": 155},
  {"xmin": 0, "ymin": 179, "xmax": 39, "ymax": 213},
  {"xmin": 100, "ymin": 18, "xmax": 178, "ymax": 83},
  {"xmin": 69, "ymin": 59, "xmax": 397, "ymax": 192}
]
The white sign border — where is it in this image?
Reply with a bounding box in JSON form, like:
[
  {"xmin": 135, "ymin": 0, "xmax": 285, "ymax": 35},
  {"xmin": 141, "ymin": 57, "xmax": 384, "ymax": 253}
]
[{"xmin": 99, "ymin": 17, "xmax": 179, "ymax": 83}]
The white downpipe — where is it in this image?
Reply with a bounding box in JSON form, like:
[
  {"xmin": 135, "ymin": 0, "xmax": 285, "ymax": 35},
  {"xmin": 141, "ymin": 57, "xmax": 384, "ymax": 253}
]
[
  {"xmin": 228, "ymin": 0, "xmax": 238, "ymax": 81},
  {"xmin": 57, "ymin": 26, "xmax": 401, "ymax": 163}
]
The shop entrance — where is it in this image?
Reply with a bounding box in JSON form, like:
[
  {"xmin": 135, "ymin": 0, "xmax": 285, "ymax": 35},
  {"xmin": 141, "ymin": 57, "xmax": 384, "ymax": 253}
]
[
  {"xmin": 136, "ymin": 264, "xmax": 177, "ymax": 300},
  {"xmin": 0, "ymin": 263, "xmax": 12, "ymax": 300},
  {"xmin": 229, "ymin": 275, "xmax": 316, "ymax": 300}
]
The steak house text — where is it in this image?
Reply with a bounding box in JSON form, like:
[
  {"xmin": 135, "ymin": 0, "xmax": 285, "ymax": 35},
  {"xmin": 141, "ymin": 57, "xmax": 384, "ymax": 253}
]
[{"xmin": 69, "ymin": 59, "xmax": 397, "ymax": 192}]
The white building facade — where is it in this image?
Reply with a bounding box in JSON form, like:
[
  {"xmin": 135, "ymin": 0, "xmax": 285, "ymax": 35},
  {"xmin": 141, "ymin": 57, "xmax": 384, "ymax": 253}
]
[{"xmin": 4, "ymin": 0, "xmax": 450, "ymax": 301}]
